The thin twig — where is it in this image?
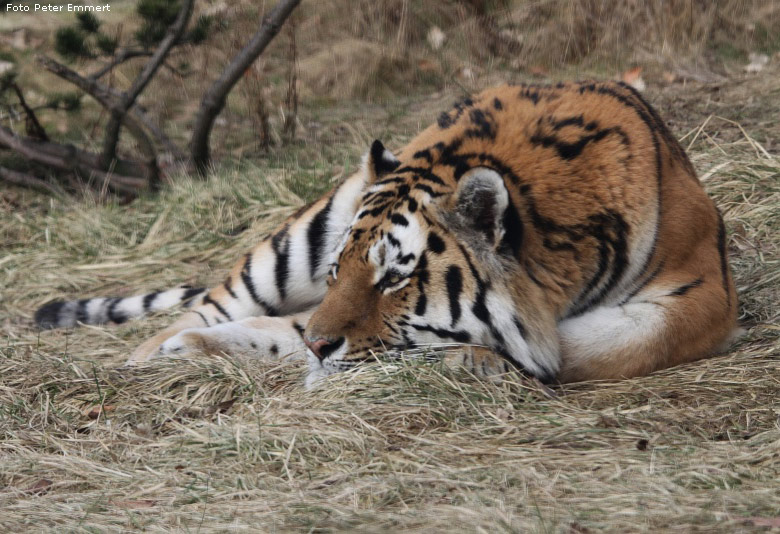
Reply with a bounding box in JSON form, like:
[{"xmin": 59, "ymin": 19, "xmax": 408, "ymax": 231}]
[
  {"xmin": 89, "ymin": 48, "xmax": 153, "ymax": 80},
  {"xmin": 0, "ymin": 125, "xmax": 146, "ymax": 196},
  {"xmin": 101, "ymin": 0, "xmax": 194, "ymax": 168},
  {"xmin": 9, "ymin": 82, "xmax": 48, "ymax": 141}
]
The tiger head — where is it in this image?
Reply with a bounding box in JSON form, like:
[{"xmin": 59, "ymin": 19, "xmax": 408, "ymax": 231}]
[{"xmin": 303, "ymin": 140, "xmax": 554, "ymax": 385}]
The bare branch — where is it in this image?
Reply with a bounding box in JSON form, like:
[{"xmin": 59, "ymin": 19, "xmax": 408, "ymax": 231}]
[
  {"xmin": 190, "ymin": 0, "xmax": 301, "ymax": 173},
  {"xmin": 9, "ymin": 83, "xmax": 48, "ymax": 141},
  {"xmin": 40, "ymin": 54, "xmax": 186, "ymax": 165},
  {"xmin": 101, "ymin": 0, "xmax": 194, "ymax": 168},
  {"xmin": 124, "ymin": 1, "xmax": 194, "ymax": 105},
  {"xmin": 38, "ymin": 55, "xmax": 159, "ymax": 185},
  {"xmin": 38, "ymin": 55, "xmax": 123, "ymax": 112},
  {"xmin": 89, "ymin": 48, "xmax": 153, "ymax": 80}
]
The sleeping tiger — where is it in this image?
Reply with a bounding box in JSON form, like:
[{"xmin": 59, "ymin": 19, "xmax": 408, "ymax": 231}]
[{"xmin": 35, "ymin": 81, "xmax": 740, "ymax": 387}]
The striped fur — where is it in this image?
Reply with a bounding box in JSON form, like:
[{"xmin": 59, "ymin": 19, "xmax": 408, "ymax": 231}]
[{"xmin": 35, "ymin": 82, "xmax": 740, "ymax": 386}]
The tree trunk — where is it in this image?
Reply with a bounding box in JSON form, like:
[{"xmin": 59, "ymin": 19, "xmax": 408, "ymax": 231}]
[{"xmin": 189, "ymin": 0, "xmax": 301, "ymax": 174}]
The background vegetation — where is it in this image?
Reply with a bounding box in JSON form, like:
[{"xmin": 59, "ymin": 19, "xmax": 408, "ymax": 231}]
[{"xmin": 1, "ymin": 0, "xmax": 779, "ymax": 531}]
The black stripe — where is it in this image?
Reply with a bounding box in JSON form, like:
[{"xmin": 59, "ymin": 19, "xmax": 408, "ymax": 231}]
[
  {"xmin": 414, "ymin": 253, "xmax": 429, "ymax": 316},
  {"xmin": 445, "ymin": 266, "xmax": 463, "ymax": 326},
  {"xmin": 414, "ymin": 293, "xmax": 427, "ymax": 316},
  {"xmin": 292, "ymin": 322, "xmax": 306, "ymax": 339},
  {"xmin": 413, "ymin": 149, "xmax": 433, "ymax": 163},
  {"xmin": 437, "ymin": 96, "xmax": 474, "ymax": 129},
  {"xmin": 616, "ymin": 81, "xmax": 695, "ymax": 174},
  {"xmin": 670, "ymin": 277, "xmax": 703, "ymax": 297},
  {"xmin": 223, "ymin": 278, "xmax": 238, "ymax": 300},
  {"xmin": 518, "ymin": 86, "xmax": 540, "ymax": 105},
  {"xmin": 107, "ymin": 297, "xmax": 128, "ymax": 324},
  {"xmin": 395, "ymin": 166, "xmax": 446, "ymax": 186},
  {"xmin": 567, "ymin": 212, "xmax": 630, "ymax": 317},
  {"xmin": 203, "ymin": 294, "xmax": 232, "ymax": 321},
  {"xmin": 374, "ymin": 176, "xmax": 405, "ymax": 187},
  {"xmin": 182, "ymin": 287, "xmax": 205, "ymax": 302},
  {"xmin": 34, "ymin": 300, "xmax": 66, "ymax": 328},
  {"xmin": 240, "ymin": 253, "xmax": 279, "ymax": 316},
  {"xmin": 143, "ymin": 291, "xmax": 160, "ymax": 312},
  {"xmin": 427, "ymin": 232, "xmax": 446, "ymax": 254},
  {"xmin": 307, "ymin": 198, "xmax": 334, "ymax": 280},
  {"xmin": 194, "ymin": 310, "xmax": 210, "ymax": 326},
  {"xmin": 472, "ymin": 286, "xmax": 489, "ymax": 324},
  {"xmin": 412, "ymin": 184, "xmax": 444, "ymax": 197},
  {"xmin": 500, "ymin": 203, "xmax": 523, "ymax": 258},
  {"xmin": 390, "ymin": 213, "xmax": 408, "ymax": 226},
  {"xmin": 410, "ymin": 323, "xmax": 471, "ymax": 343},
  {"xmin": 272, "ymin": 226, "xmax": 291, "ymax": 302},
  {"xmin": 465, "ymin": 108, "xmax": 497, "ymax": 139},
  {"xmin": 76, "ymin": 299, "xmax": 90, "ymax": 324},
  {"xmin": 397, "ymin": 252, "xmax": 415, "ymax": 265},
  {"xmin": 386, "ymin": 233, "xmax": 401, "ymax": 248},
  {"xmin": 363, "ymin": 190, "xmax": 395, "ymax": 204},
  {"xmin": 513, "ymin": 316, "xmax": 527, "ymax": 338},
  {"xmin": 524, "ymin": 260, "xmax": 551, "ymax": 290},
  {"xmin": 358, "ymin": 203, "xmax": 392, "ymax": 219},
  {"xmin": 620, "ymin": 260, "xmax": 665, "ymax": 304},
  {"xmin": 549, "ymin": 114, "xmax": 584, "ymax": 130},
  {"xmin": 529, "ymin": 127, "xmax": 627, "ymax": 161}
]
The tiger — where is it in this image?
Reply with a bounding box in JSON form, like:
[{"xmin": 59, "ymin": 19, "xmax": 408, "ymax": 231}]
[{"xmin": 34, "ymin": 81, "xmax": 740, "ymax": 388}]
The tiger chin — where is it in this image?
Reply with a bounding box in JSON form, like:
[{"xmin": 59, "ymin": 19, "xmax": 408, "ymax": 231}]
[{"xmin": 34, "ymin": 81, "xmax": 740, "ymax": 389}]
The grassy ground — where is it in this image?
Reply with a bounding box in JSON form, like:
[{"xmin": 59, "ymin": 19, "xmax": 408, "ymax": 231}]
[
  {"xmin": 2, "ymin": 2, "xmax": 780, "ymax": 530},
  {"xmin": 2, "ymin": 66, "xmax": 778, "ymax": 532}
]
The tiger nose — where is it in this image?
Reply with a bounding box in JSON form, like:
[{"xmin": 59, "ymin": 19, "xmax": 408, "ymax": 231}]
[{"xmin": 304, "ymin": 336, "xmax": 345, "ymax": 360}]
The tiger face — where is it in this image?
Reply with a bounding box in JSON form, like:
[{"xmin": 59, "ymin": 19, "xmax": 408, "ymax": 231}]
[{"xmin": 304, "ymin": 140, "xmax": 559, "ymax": 383}]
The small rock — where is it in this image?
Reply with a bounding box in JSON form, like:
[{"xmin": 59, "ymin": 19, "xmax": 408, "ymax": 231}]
[
  {"xmin": 745, "ymin": 52, "xmax": 769, "ymax": 73},
  {"xmin": 427, "ymin": 26, "xmax": 445, "ymax": 50},
  {"xmin": 0, "ymin": 61, "xmax": 14, "ymax": 75}
]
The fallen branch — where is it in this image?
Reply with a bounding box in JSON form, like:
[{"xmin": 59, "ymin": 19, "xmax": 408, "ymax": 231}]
[
  {"xmin": 0, "ymin": 125, "xmax": 147, "ymax": 195},
  {"xmin": 0, "ymin": 165, "xmax": 64, "ymax": 196}
]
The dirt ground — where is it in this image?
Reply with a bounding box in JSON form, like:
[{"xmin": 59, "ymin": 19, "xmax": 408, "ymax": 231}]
[{"xmin": 1, "ymin": 60, "xmax": 779, "ymax": 532}]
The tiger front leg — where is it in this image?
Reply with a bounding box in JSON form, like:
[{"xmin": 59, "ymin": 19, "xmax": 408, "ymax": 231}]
[
  {"xmin": 126, "ymin": 167, "xmax": 372, "ymax": 365},
  {"xmin": 443, "ymin": 345, "xmax": 515, "ymax": 384},
  {"xmin": 153, "ymin": 311, "xmax": 313, "ymax": 363}
]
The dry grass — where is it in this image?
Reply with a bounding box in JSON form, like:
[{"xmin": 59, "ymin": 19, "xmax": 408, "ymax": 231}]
[{"xmin": 2, "ymin": 56, "xmax": 780, "ymax": 532}]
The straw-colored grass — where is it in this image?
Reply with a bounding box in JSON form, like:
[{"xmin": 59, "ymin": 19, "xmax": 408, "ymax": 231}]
[{"xmin": 2, "ymin": 59, "xmax": 779, "ymax": 534}]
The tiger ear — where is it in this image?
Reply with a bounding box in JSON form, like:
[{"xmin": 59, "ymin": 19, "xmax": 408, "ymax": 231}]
[
  {"xmin": 365, "ymin": 139, "xmax": 400, "ymax": 183},
  {"xmin": 454, "ymin": 167, "xmax": 508, "ymax": 248}
]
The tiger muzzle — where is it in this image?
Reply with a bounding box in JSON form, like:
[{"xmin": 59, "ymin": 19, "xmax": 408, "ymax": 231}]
[{"xmin": 304, "ymin": 336, "xmax": 345, "ymax": 360}]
